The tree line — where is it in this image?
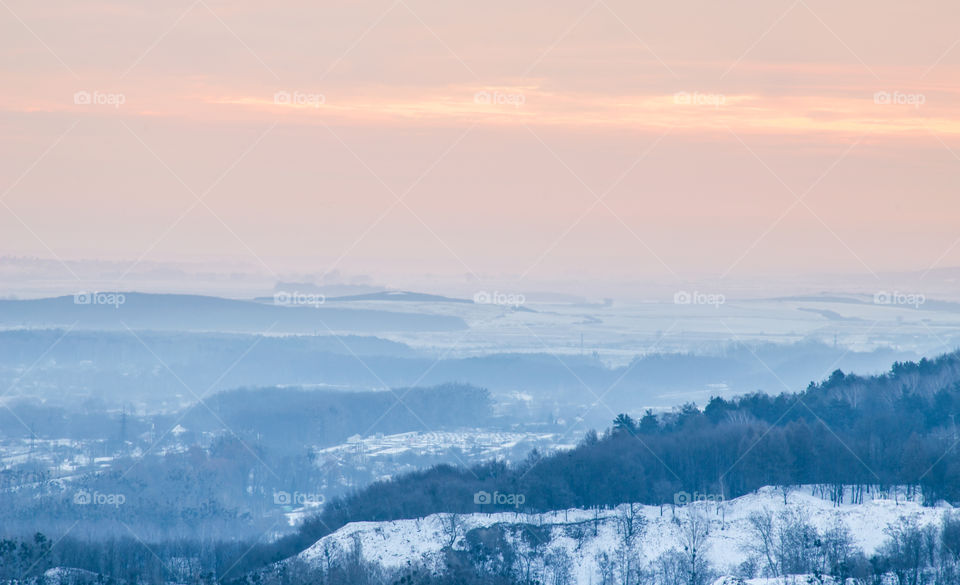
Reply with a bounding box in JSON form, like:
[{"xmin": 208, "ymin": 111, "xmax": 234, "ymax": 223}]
[{"xmin": 228, "ymin": 351, "xmax": 960, "ymax": 574}]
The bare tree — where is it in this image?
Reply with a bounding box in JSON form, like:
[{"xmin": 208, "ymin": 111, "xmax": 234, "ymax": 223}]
[
  {"xmin": 743, "ymin": 509, "xmax": 778, "ymax": 578},
  {"xmin": 543, "ymin": 547, "xmax": 573, "ymax": 585},
  {"xmin": 439, "ymin": 513, "xmax": 464, "ymax": 549},
  {"xmin": 614, "ymin": 503, "xmax": 647, "ymax": 585},
  {"xmin": 673, "ymin": 507, "xmax": 714, "ymax": 585},
  {"xmin": 595, "ymin": 551, "xmax": 616, "ymax": 585}
]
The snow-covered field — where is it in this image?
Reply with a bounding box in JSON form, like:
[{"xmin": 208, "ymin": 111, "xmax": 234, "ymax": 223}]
[
  {"xmin": 354, "ymin": 296, "xmax": 960, "ymax": 365},
  {"xmin": 313, "ymin": 429, "xmax": 578, "ymax": 463},
  {"xmin": 296, "ymin": 486, "xmax": 946, "ymax": 584}
]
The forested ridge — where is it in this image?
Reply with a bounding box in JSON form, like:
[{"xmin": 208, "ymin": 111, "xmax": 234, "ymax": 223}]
[
  {"xmin": 8, "ymin": 351, "xmax": 960, "ymax": 583},
  {"xmin": 229, "ymin": 350, "xmax": 960, "ymax": 574}
]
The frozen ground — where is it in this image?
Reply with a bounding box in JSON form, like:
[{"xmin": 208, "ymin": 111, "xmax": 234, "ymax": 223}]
[
  {"xmin": 296, "ymin": 485, "xmax": 944, "ymax": 585},
  {"xmin": 328, "ymin": 296, "xmax": 960, "ymax": 367},
  {"xmin": 313, "ymin": 429, "xmax": 578, "ymax": 464}
]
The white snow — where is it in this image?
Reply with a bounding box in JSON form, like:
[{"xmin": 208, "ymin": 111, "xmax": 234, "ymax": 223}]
[
  {"xmin": 295, "ymin": 485, "xmax": 948, "ymax": 584},
  {"xmin": 313, "ymin": 429, "xmax": 576, "ymax": 464}
]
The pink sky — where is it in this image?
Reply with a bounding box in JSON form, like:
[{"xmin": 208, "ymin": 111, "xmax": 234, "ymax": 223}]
[{"xmin": 2, "ymin": 0, "xmax": 960, "ymax": 292}]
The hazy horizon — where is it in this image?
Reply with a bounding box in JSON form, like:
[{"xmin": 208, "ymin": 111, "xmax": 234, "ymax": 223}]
[
  {"xmin": 6, "ymin": 4, "xmax": 960, "ymax": 583},
  {"xmin": 4, "ymin": 0, "xmax": 960, "ymax": 300}
]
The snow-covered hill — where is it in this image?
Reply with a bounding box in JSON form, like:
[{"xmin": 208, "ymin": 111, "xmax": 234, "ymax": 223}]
[{"xmin": 292, "ymin": 486, "xmax": 947, "ymax": 584}]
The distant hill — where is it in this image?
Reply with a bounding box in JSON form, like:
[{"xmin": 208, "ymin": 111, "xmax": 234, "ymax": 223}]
[
  {"xmin": 174, "ymin": 383, "xmax": 494, "ymax": 447},
  {"xmin": 806, "ymin": 349, "xmax": 960, "ymax": 404},
  {"xmin": 221, "ymin": 348, "xmax": 960, "ymax": 579},
  {"xmin": 254, "ymin": 290, "xmax": 473, "ymax": 304},
  {"xmin": 0, "ymin": 293, "xmax": 468, "ymax": 334},
  {"xmin": 325, "ymin": 290, "xmax": 473, "ymax": 303},
  {"xmin": 0, "ymin": 328, "xmax": 921, "ymax": 413}
]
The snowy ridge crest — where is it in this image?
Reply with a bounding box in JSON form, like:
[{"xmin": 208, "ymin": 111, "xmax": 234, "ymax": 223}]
[{"xmin": 289, "ymin": 485, "xmax": 944, "ymax": 585}]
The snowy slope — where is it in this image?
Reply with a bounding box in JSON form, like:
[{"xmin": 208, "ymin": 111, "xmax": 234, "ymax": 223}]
[{"xmin": 295, "ymin": 486, "xmax": 948, "ymax": 584}]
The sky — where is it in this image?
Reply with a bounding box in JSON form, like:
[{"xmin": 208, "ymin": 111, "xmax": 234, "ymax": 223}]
[{"xmin": 2, "ymin": 0, "xmax": 960, "ymax": 297}]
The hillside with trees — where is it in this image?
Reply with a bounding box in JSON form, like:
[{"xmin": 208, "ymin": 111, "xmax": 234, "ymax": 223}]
[{"xmin": 231, "ymin": 350, "xmax": 960, "ymax": 573}]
